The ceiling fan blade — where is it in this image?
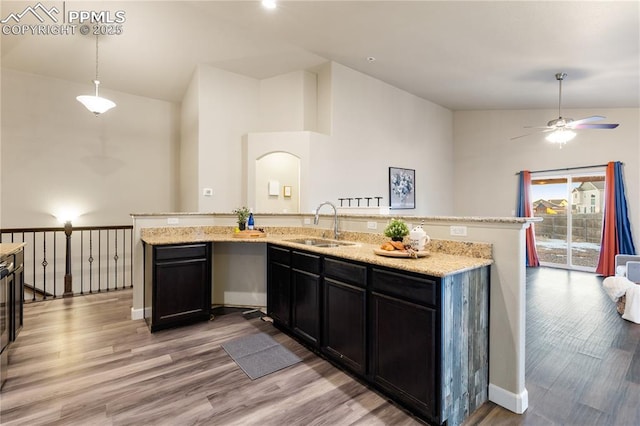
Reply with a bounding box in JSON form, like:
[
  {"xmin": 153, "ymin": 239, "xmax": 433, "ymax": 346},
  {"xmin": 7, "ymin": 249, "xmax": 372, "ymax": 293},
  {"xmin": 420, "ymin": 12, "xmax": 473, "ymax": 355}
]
[
  {"xmin": 567, "ymin": 116, "xmax": 605, "ymax": 127},
  {"xmin": 523, "ymin": 125, "xmax": 553, "ymax": 130},
  {"xmin": 572, "ymin": 123, "xmax": 619, "ymax": 129},
  {"xmin": 511, "ymin": 128, "xmax": 555, "ymax": 140}
]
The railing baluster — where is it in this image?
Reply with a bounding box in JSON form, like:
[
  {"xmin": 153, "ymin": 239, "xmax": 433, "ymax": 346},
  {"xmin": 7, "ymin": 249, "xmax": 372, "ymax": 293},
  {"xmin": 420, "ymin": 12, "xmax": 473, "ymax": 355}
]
[
  {"xmin": 42, "ymin": 232, "xmax": 48, "ymax": 300},
  {"xmin": 89, "ymin": 230, "xmax": 94, "ymax": 293},
  {"xmin": 107, "ymin": 230, "xmax": 110, "ymax": 292},
  {"xmin": 80, "ymin": 230, "xmax": 84, "ymax": 295},
  {"xmin": 98, "ymin": 230, "xmax": 102, "ymax": 292},
  {"xmin": 2, "ymin": 225, "xmax": 132, "ymax": 301},
  {"xmin": 114, "ymin": 230, "xmax": 119, "ymax": 290},
  {"xmin": 32, "ymin": 232, "xmax": 36, "ymax": 302}
]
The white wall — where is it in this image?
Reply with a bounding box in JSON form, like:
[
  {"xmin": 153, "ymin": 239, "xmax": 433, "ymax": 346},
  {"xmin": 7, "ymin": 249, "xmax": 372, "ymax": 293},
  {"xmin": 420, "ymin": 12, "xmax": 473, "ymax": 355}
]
[
  {"xmin": 453, "ymin": 108, "xmax": 640, "ymax": 243},
  {"xmin": 179, "ymin": 68, "xmax": 200, "ymax": 212},
  {"xmin": 258, "ymin": 70, "xmax": 317, "ymax": 132},
  {"xmin": 310, "ymin": 62, "xmax": 454, "ymax": 215},
  {"xmin": 196, "ymin": 65, "xmax": 259, "ymax": 212},
  {"xmin": 1, "ymin": 69, "xmax": 179, "ymax": 227},
  {"xmin": 187, "ymin": 62, "xmax": 454, "ymax": 216}
]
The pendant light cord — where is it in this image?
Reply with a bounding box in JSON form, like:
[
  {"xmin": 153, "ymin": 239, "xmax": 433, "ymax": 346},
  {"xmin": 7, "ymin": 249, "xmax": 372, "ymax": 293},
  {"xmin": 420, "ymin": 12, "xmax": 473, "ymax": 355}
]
[{"xmin": 94, "ymin": 35, "xmax": 100, "ymax": 96}]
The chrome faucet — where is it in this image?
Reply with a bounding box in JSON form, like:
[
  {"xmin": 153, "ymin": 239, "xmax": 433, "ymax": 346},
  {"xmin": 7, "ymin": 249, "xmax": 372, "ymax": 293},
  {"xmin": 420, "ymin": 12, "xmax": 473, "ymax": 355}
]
[{"xmin": 314, "ymin": 201, "xmax": 339, "ymax": 239}]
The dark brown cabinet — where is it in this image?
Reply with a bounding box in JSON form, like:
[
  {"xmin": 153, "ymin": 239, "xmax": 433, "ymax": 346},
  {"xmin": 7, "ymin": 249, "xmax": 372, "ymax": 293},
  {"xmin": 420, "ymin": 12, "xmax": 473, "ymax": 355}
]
[
  {"xmin": 266, "ymin": 243, "xmax": 489, "ymax": 426},
  {"xmin": 267, "ymin": 245, "xmax": 291, "ymax": 326},
  {"xmin": 322, "ymin": 257, "xmax": 367, "ymax": 376},
  {"xmin": 143, "ymin": 243, "xmax": 211, "ymax": 332},
  {"xmin": 291, "ymin": 251, "xmax": 321, "ymax": 347},
  {"xmin": 9, "ymin": 249, "xmax": 24, "ymax": 342},
  {"xmin": 371, "ymin": 272, "xmax": 437, "ymax": 420}
]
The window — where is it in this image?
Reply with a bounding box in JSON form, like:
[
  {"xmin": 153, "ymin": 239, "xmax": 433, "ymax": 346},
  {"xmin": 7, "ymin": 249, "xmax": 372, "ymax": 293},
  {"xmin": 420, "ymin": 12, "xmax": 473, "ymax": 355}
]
[{"xmin": 531, "ymin": 170, "xmax": 605, "ymax": 271}]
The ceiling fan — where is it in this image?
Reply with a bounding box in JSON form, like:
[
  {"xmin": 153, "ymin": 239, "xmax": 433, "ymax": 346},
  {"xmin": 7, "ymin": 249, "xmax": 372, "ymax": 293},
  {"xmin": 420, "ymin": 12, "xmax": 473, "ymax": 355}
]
[{"xmin": 512, "ymin": 72, "xmax": 619, "ymax": 144}]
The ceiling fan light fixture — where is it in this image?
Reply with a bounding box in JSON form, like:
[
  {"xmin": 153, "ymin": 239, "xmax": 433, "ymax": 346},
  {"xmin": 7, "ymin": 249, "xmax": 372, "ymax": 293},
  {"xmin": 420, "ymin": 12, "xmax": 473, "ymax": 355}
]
[{"xmin": 546, "ymin": 128, "xmax": 576, "ymax": 145}]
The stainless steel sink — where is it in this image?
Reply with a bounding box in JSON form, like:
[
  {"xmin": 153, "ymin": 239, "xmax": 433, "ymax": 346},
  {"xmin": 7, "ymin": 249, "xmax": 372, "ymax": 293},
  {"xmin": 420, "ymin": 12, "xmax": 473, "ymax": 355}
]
[{"xmin": 285, "ymin": 238, "xmax": 357, "ymax": 248}]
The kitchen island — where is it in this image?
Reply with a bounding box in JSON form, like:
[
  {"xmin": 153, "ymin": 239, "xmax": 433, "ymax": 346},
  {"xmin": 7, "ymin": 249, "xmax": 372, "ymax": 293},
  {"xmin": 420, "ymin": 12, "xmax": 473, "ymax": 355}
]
[
  {"xmin": 133, "ymin": 213, "xmax": 537, "ymax": 418},
  {"xmin": 140, "ymin": 225, "xmax": 491, "ymax": 425}
]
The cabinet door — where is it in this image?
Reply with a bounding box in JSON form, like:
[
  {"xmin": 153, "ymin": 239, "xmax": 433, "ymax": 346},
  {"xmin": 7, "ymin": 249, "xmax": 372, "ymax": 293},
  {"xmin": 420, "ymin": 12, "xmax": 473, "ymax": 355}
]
[
  {"xmin": 10, "ymin": 266, "xmax": 24, "ymax": 342},
  {"xmin": 291, "ymin": 269, "xmax": 320, "ymax": 347},
  {"xmin": 371, "ymin": 292, "xmax": 437, "ymax": 420},
  {"xmin": 268, "ymin": 261, "xmax": 291, "ymax": 326},
  {"xmin": 323, "ymin": 278, "xmax": 366, "ymax": 375},
  {"xmin": 154, "ymin": 257, "xmax": 210, "ymax": 325}
]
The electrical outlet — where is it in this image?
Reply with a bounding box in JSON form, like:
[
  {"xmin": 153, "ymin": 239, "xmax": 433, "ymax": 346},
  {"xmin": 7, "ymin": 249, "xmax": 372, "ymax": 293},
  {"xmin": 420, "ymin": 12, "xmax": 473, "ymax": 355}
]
[
  {"xmin": 202, "ymin": 188, "xmax": 213, "ymax": 196},
  {"xmin": 304, "ymin": 218, "xmax": 311, "ymax": 225},
  {"xmin": 450, "ymin": 225, "xmax": 467, "ymax": 236},
  {"xmin": 367, "ymin": 221, "xmax": 378, "ymax": 230},
  {"xmin": 167, "ymin": 217, "xmax": 179, "ymax": 225}
]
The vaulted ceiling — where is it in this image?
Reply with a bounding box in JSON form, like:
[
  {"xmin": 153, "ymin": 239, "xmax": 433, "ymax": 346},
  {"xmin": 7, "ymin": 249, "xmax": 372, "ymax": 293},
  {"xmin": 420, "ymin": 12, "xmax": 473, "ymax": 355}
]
[{"xmin": 2, "ymin": 1, "xmax": 638, "ymax": 111}]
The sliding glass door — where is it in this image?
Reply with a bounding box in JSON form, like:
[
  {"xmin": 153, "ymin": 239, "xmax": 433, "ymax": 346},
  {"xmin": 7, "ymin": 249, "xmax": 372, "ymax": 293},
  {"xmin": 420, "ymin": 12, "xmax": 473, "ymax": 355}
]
[{"xmin": 531, "ymin": 170, "xmax": 605, "ymax": 271}]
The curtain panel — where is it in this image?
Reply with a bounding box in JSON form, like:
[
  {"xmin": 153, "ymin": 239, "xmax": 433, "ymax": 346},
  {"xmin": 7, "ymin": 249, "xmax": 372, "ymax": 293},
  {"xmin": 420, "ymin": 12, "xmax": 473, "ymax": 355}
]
[
  {"xmin": 596, "ymin": 161, "xmax": 636, "ymax": 276},
  {"xmin": 517, "ymin": 170, "xmax": 540, "ymax": 267}
]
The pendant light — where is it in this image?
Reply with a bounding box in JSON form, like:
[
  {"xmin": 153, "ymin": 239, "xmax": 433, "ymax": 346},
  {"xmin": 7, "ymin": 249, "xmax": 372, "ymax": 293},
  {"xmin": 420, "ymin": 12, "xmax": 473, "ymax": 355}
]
[{"xmin": 76, "ymin": 35, "xmax": 116, "ymax": 115}]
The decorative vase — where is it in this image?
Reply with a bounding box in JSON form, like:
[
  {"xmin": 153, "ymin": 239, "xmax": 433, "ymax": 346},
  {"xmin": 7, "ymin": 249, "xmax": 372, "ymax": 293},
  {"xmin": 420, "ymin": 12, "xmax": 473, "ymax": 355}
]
[{"xmin": 239, "ymin": 222, "xmax": 246, "ymax": 231}]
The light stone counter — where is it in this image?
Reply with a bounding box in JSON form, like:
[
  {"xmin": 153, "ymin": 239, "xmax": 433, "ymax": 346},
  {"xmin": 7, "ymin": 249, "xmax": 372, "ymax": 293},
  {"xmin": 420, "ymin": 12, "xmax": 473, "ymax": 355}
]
[
  {"xmin": 0, "ymin": 243, "xmax": 26, "ymax": 257},
  {"xmin": 140, "ymin": 226, "xmax": 492, "ymax": 278}
]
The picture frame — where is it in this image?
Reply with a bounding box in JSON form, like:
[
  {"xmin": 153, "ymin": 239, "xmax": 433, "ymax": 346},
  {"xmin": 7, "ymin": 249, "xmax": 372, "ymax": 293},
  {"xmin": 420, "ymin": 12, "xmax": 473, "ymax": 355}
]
[
  {"xmin": 389, "ymin": 167, "xmax": 415, "ymax": 209},
  {"xmin": 283, "ymin": 186, "xmax": 292, "ymax": 198}
]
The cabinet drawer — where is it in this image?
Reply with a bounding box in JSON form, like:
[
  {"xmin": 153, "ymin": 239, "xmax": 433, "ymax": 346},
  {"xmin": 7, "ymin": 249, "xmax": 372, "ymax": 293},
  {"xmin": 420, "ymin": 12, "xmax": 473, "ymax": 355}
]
[
  {"xmin": 155, "ymin": 244, "xmax": 208, "ymax": 261},
  {"xmin": 324, "ymin": 257, "xmax": 366, "ymax": 288},
  {"xmin": 268, "ymin": 245, "xmax": 290, "ymax": 265},
  {"xmin": 292, "ymin": 251, "xmax": 321, "ymax": 275},
  {"xmin": 371, "ymin": 268, "xmax": 437, "ymax": 307}
]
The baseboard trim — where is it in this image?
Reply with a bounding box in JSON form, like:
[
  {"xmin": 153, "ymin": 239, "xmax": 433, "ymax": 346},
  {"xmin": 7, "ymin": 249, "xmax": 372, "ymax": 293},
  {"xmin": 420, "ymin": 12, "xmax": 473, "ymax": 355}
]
[
  {"xmin": 489, "ymin": 383, "xmax": 528, "ymax": 414},
  {"xmin": 131, "ymin": 307, "xmax": 144, "ymax": 321}
]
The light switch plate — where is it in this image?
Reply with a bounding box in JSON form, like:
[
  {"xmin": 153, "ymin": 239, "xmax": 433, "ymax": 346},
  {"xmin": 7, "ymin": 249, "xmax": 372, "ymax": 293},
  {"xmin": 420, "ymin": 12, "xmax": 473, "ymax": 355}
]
[
  {"xmin": 167, "ymin": 217, "xmax": 179, "ymax": 225},
  {"xmin": 367, "ymin": 221, "xmax": 378, "ymax": 229},
  {"xmin": 304, "ymin": 218, "xmax": 311, "ymax": 225},
  {"xmin": 202, "ymin": 188, "xmax": 213, "ymax": 196}
]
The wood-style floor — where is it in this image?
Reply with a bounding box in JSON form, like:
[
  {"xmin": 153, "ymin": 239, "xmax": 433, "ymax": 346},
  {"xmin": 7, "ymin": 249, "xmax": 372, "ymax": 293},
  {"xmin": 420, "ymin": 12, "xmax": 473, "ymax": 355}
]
[
  {"xmin": 0, "ymin": 290, "xmax": 423, "ymax": 425},
  {"xmin": 465, "ymin": 267, "xmax": 640, "ymax": 425},
  {"xmin": 2, "ymin": 268, "xmax": 639, "ymax": 425}
]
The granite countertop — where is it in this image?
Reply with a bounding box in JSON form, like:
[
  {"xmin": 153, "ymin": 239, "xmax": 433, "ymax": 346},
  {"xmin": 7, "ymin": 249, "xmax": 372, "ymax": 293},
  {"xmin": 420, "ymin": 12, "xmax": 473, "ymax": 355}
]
[
  {"xmin": 0, "ymin": 243, "xmax": 26, "ymax": 257},
  {"xmin": 141, "ymin": 227, "xmax": 492, "ymax": 277}
]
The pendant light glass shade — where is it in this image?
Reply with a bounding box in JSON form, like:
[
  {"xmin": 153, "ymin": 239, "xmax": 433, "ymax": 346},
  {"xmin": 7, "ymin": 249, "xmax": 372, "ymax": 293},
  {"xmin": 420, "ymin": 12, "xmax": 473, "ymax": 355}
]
[
  {"xmin": 546, "ymin": 128, "xmax": 576, "ymax": 145},
  {"xmin": 77, "ymin": 37, "xmax": 116, "ymax": 115},
  {"xmin": 77, "ymin": 80, "xmax": 115, "ymax": 115}
]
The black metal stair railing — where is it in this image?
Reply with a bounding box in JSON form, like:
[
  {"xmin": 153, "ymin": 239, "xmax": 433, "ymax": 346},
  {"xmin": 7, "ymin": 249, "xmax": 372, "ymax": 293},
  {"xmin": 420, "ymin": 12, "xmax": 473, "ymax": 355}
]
[{"xmin": 0, "ymin": 225, "xmax": 133, "ymax": 301}]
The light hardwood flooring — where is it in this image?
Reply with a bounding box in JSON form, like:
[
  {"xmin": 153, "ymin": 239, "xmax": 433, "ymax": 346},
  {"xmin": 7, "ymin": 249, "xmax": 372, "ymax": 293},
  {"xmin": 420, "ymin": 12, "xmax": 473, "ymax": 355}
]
[
  {"xmin": 3, "ymin": 268, "xmax": 640, "ymax": 425},
  {"xmin": 0, "ymin": 290, "xmax": 423, "ymax": 425}
]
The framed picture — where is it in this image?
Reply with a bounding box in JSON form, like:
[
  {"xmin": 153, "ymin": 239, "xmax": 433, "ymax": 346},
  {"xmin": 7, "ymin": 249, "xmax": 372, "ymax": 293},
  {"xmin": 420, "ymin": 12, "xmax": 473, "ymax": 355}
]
[
  {"xmin": 389, "ymin": 167, "xmax": 415, "ymax": 209},
  {"xmin": 283, "ymin": 186, "xmax": 292, "ymax": 198}
]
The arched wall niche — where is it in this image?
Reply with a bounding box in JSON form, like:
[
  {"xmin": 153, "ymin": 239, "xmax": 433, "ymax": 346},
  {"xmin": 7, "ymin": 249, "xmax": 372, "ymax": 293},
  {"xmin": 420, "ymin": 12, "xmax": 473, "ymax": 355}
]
[
  {"xmin": 255, "ymin": 151, "xmax": 300, "ymax": 213},
  {"xmin": 244, "ymin": 131, "xmax": 314, "ymax": 213}
]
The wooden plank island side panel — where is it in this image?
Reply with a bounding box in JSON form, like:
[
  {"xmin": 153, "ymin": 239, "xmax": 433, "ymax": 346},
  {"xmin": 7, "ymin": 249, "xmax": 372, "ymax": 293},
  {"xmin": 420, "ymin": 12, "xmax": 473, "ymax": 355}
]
[{"xmin": 440, "ymin": 266, "xmax": 489, "ymax": 425}]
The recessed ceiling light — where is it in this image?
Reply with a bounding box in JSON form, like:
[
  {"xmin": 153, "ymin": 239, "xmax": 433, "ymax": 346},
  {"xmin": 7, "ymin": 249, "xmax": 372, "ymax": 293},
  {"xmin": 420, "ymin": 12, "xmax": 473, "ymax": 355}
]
[
  {"xmin": 367, "ymin": 56, "xmax": 376, "ymax": 62},
  {"xmin": 262, "ymin": 0, "xmax": 277, "ymax": 9}
]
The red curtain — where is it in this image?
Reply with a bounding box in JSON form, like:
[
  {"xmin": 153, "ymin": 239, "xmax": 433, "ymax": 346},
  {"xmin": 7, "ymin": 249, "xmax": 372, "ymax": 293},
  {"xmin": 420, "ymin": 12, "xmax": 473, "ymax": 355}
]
[
  {"xmin": 518, "ymin": 171, "xmax": 540, "ymax": 267},
  {"xmin": 596, "ymin": 162, "xmax": 630, "ymax": 276}
]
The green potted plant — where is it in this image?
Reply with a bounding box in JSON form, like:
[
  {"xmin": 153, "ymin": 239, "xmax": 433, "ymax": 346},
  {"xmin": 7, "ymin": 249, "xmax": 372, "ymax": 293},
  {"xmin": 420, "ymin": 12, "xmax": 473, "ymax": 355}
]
[
  {"xmin": 233, "ymin": 206, "xmax": 250, "ymax": 230},
  {"xmin": 384, "ymin": 218, "xmax": 410, "ymax": 241}
]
